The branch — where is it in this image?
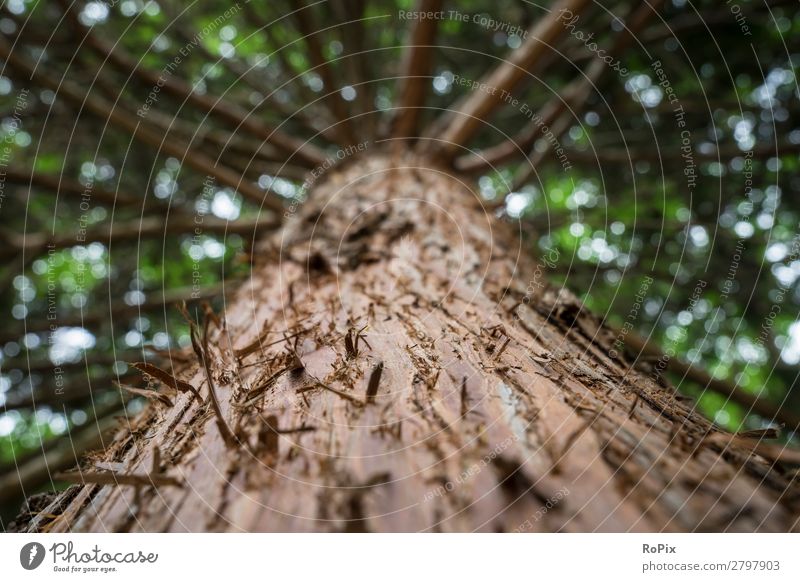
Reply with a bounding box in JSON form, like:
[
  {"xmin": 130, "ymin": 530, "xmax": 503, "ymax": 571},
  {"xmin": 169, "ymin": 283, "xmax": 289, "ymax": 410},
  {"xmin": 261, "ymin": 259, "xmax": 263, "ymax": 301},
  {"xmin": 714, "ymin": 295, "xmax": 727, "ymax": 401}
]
[
  {"xmin": 2, "ymin": 350, "xmax": 147, "ymax": 375},
  {"xmin": 0, "ymin": 214, "xmax": 278, "ymax": 261},
  {"xmin": 0, "ymin": 283, "xmax": 228, "ymax": 343},
  {"xmin": 0, "ymin": 400, "xmax": 123, "ymax": 506},
  {"xmin": 0, "ymin": 37, "xmax": 285, "ymax": 212},
  {"xmin": 58, "ymin": 0, "xmax": 328, "ymax": 168},
  {"xmin": 292, "ymin": 2, "xmax": 357, "ymax": 145},
  {"xmin": 619, "ymin": 330, "xmax": 800, "ymax": 432},
  {"xmin": 2, "ymin": 374, "xmax": 131, "ymax": 411},
  {"xmin": 221, "ymin": 153, "xmax": 309, "ymax": 183},
  {"xmin": 159, "ymin": 2, "xmax": 343, "ymax": 145},
  {"xmin": 458, "ymin": 0, "xmax": 666, "ymax": 176},
  {"xmin": 544, "ymin": 141, "xmax": 800, "ymax": 166},
  {"xmin": 455, "ymin": 98, "xmax": 564, "ymax": 173},
  {"xmin": 391, "ymin": 0, "xmax": 444, "ymax": 141},
  {"xmin": 243, "ymin": 2, "xmax": 335, "ymax": 126},
  {"xmin": 424, "ymin": 0, "xmax": 591, "ymax": 161},
  {"xmin": 138, "ymin": 107, "xmax": 288, "ymax": 165},
  {"xmin": 641, "ymin": 0, "xmax": 797, "ymax": 45},
  {"xmin": 3, "ymin": 168, "xmax": 140, "ymax": 207},
  {"xmin": 331, "ymin": 0, "xmax": 376, "ymax": 137}
]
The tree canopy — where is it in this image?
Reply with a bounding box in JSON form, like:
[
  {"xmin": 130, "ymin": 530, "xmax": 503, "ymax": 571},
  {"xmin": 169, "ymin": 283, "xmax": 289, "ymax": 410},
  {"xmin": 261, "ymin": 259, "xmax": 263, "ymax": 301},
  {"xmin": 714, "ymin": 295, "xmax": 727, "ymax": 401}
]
[{"xmin": 0, "ymin": 0, "xmax": 798, "ymax": 517}]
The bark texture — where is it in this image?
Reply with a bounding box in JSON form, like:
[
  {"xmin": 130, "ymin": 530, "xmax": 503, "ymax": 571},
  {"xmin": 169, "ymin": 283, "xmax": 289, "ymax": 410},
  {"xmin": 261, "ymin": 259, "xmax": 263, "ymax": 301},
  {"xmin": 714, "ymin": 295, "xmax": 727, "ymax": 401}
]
[{"xmin": 24, "ymin": 155, "xmax": 800, "ymax": 532}]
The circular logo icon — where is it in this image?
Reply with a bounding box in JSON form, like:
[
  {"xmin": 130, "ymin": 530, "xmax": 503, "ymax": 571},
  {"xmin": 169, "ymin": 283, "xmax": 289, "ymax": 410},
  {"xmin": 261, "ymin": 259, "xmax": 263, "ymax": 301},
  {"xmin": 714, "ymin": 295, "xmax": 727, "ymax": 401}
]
[{"xmin": 20, "ymin": 542, "xmax": 46, "ymax": 570}]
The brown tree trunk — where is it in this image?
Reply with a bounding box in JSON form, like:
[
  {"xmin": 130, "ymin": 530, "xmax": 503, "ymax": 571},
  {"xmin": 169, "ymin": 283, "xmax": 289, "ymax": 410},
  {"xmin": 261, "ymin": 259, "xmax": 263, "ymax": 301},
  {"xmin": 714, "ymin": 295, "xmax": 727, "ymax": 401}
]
[{"xmin": 24, "ymin": 154, "xmax": 800, "ymax": 533}]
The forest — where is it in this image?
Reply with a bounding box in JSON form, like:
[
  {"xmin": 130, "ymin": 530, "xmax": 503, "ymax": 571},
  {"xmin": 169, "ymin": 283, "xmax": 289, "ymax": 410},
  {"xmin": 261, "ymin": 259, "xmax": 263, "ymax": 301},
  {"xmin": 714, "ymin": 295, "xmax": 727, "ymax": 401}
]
[{"xmin": 0, "ymin": 0, "xmax": 799, "ymax": 532}]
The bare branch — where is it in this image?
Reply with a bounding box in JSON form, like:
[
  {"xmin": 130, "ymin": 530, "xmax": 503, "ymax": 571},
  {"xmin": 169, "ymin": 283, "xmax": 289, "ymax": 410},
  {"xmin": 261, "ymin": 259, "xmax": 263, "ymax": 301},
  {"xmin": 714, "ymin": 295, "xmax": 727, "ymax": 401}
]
[
  {"xmin": 331, "ymin": 0, "xmax": 376, "ymax": 137},
  {"xmin": 3, "ymin": 168, "xmax": 140, "ymax": 207},
  {"xmin": 619, "ymin": 330, "xmax": 800, "ymax": 432},
  {"xmin": 458, "ymin": 0, "xmax": 665, "ymax": 176},
  {"xmin": 0, "ymin": 214, "xmax": 278, "ymax": 261},
  {"xmin": 57, "ymin": 0, "xmax": 329, "ymax": 168},
  {"xmin": 424, "ymin": 0, "xmax": 591, "ymax": 161},
  {"xmin": 3, "ymin": 351, "xmax": 147, "ymax": 374},
  {"xmin": 2, "ymin": 374, "xmax": 134, "ymax": 411},
  {"xmin": 642, "ymin": 0, "xmax": 796, "ymax": 45},
  {"xmin": 292, "ymin": 2, "xmax": 357, "ymax": 145},
  {"xmin": 455, "ymin": 98, "xmax": 564, "ymax": 173},
  {"xmin": 0, "ymin": 284, "xmax": 227, "ymax": 344},
  {"xmin": 0, "ymin": 401, "xmax": 123, "ymax": 506},
  {"xmin": 391, "ymin": 0, "xmax": 444, "ymax": 141},
  {"xmin": 160, "ymin": 1, "xmax": 343, "ymax": 145},
  {"xmin": 536, "ymin": 140, "xmax": 800, "ymax": 167},
  {"xmin": 0, "ymin": 37, "xmax": 286, "ymax": 212},
  {"xmin": 243, "ymin": 3, "xmax": 336, "ymax": 126}
]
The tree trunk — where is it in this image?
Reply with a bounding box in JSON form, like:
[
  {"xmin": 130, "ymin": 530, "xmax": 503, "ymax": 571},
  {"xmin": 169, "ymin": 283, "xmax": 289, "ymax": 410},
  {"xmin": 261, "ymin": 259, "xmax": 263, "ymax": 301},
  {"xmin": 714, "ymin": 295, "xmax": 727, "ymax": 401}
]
[{"xmin": 24, "ymin": 154, "xmax": 800, "ymax": 532}]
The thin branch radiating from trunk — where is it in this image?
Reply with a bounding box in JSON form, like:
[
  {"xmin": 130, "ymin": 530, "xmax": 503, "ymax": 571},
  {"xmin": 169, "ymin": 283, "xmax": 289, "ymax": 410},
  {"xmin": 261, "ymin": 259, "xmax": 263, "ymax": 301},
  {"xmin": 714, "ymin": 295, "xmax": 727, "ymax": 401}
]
[
  {"xmin": 455, "ymin": 98, "xmax": 564, "ymax": 173},
  {"xmin": 0, "ymin": 284, "xmax": 226, "ymax": 343},
  {"xmin": 511, "ymin": 0, "xmax": 666, "ymax": 188},
  {"xmin": 618, "ymin": 330, "xmax": 800, "ymax": 432},
  {"xmin": 2, "ymin": 375, "xmax": 132, "ymax": 411},
  {"xmin": 292, "ymin": 2, "xmax": 357, "ymax": 145},
  {"xmin": 4, "ymin": 168, "xmax": 140, "ymax": 207},
  {"xmin": 540, "ymin": 141, "xmax": 799, "ymax": 166},
  {"xmin": 0, "ymin": 37, "xmax": 289, "ymax": 212},
  {"xmin": 391, "ymin": 0, "xmax": 443, "ymax": 142},
  {"xmin": 3, "ymin": 351, "xmax": 148, "ymax": 375},
  {"xmin": 243, "ymin": 2, "xmax": 338, "ymax": 132},
  {"xmin": 424, "ymin": 0, "xmax": 591, "ymax": 161},
  {"xmin": 0, "ymin": 214, "xmax": 278, "ymax": 262},
  {"xmin": 331, "ymin": 0, "xmax": 376, "ymax": 138},
  {"xmin": 57, "ymin": 0, "xmax": 328, "ymax": 168},
  {"xmin": 641, "ymin": 0, "xmax": 796, "ymax": 45},
  {"xmin": 0, "ymin": 400, "xmax": 123, "ymax": 506},
  {"xmin": 458, "ymin": 0, "xmax": 665, "ymax": 176},
  {"xmin": 160, "ymin": 3, "xmax": 341, "ymax": 145}
]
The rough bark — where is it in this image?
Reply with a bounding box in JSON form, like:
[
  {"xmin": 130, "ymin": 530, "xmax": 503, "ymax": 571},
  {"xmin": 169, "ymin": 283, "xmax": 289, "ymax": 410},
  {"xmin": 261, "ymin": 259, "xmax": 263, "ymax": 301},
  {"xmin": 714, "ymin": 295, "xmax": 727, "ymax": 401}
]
[{"xmin": 22, "ymin": 155, "xmax": 800, "ymax": 533}]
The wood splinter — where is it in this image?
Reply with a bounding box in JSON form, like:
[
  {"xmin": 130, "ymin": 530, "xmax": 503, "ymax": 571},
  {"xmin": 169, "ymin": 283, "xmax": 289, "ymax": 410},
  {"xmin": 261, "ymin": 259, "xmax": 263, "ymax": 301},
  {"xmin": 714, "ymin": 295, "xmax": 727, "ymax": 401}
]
[
  {"xmin": 259, "ymin": 415, "xmax": 280, "ymax": 461},
  {"xmin": 460, "ymin": 376, "xmax": 469, "ymax": 417},
  {"xmin": 366, "ymin": 361, "xmax": 384, "ymax": 404},
  {"xmin": 495, "ymin": 336, "xmax": 512, "ymax": 360},
  {"xmin": 345, "ymin": 324, "xmax": 371, "ymax": 359},
  {"xmin": 55, "ymin": 470, "xmax": 181, "ymax": 488},
  {"xmin": 179, "ymin": 302, "xmax": 237, "ymax": 448},
  {"xmin": 298, "ymin": 380, "xmax": 365, "ymax": 407},
  {"xmin": 131, "ymin": 362, "xmax": 202, "ymax": 404}
]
